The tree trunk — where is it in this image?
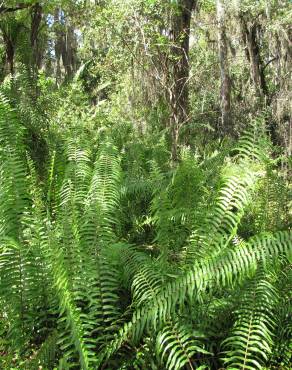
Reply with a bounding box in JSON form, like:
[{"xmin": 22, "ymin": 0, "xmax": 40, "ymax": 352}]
[
  {"xmin": 54, "ymin": 9, "xmax": 78, "ymax": 81},
  {"xmin": 30, "ymin": 2, "xmax": 43, "ymax": 72},
  {"xmin": 2, "ymin": 30, "xmax": 15, "ymax": 75},
  {"xmin": 54, "ymin": 9, "xmax": 62, "ymax": 82},
  {"xmin": 239, "ymin": 15, "xmax": 268, "ymax": 100},
  {"xmin": 63, "ymin": 25, "xmax": 78, "ymax": 77},
  {"xmin": 239, "ymin": 14, "xmax": 279, "ymax": 143},
  {"xmin": 216, "ymin": 0, "xmax": 231, "ymax": 134},
  {"xmin": 169, "ymin": 0, "xmax": 196, "ymax": 162}
]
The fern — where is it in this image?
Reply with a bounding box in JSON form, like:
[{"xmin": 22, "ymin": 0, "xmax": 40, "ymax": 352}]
[
  {"xmin": 268, "ymin": 265, "xmax": 292, "ymax": 368},
  {"xmin": 24, "ymin": 331, "xmax": 58, "ymax": 370},
  {"xmin": 222, "ymin": 269, "xmax": 279, "ymax": 369},
  {"xmin": 53, "ymin": 138, "xmax": 122, "ymax": 367},
  {"xmin": 186, "ymin": 167, "xmax": 259, "ymax": 260},
  {"xmin": 45, "ymin": 228, "xmax": 96, "ymax": 369},
  {"xmin": 100, "ymin": 231, "xmax": 291, "ymax": 364},
  {"xmin": 156, "ymin": 320, "xmax": 211, "ymax": 370},
  {"xmin": 0, "ymin": 96, "xmax": 36, "ymax": 350},
  {"xmin": 0, "ymin": 91, "xmax": 290, "ymax": 370},
  {"xmin": 0, "ymin": 94, "xmax": 28, "ymax": 239},
  {"xmin": 184, "ymin": 123, "xmax": 271, "ymax": 262}
]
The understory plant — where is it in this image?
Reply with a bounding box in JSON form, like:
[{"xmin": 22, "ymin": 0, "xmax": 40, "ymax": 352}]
[{"xmin": 0, "ymin": 95, "xmax": 291, "ymax": 370}]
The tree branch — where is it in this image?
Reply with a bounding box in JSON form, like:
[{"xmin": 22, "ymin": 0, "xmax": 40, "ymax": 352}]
[
  {"xmin": 0, "ymin": 3, "xmax": 32, "ymax": 14},
  {"xmin": 263, "ymin": 56, "xmax": 279, "ymax": 71}
]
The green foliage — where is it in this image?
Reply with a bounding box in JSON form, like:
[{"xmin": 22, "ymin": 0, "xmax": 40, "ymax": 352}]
[
  {"xmin": 156, "ymin": 320, "xmax": 211, "ymax": 370},
  {"xmin": 222, "ymin": 269, "xmax": 279, "ymax": 369},
  {"xmin": 0, "ymin": 89, "xmax": 291, "ymax": 370},
  {"xmin": 0, "ymin": 2, "xmax": 291, "ymax": 364}
]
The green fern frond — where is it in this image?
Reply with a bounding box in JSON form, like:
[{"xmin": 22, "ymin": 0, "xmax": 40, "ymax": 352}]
[
  {"xmin": 120, "ymin": 244, "xmax": 167, "ymax": 303},
  {"xmin": 222, "ymin": 269, "xmax": 279, "ymax": 369},
  {"xmin": 59, "ymin": 139, "xmax": 92, "ymax": 216},
  {"xmin": 246, "ymin": 165, "xmax": 290, "ymax": 233},
  {"xmin": 150, "ymin": 153, "xmax": 205, "ymax": 255},
  {"xmin": 0, "ymin": 238, "xmax": 28, "ymax": 348},
  {"xmin": 100, "ymin": 231, "xmax": 291, "ymax": 364},
  {"xmin": 0, "ymin": 95, "xmax": 29, "ymax": 239},
  {"xmin": 0, "ymin": 93, "xmax": 25, "ymax": 149},
  {"xmin": 269, "ymin": 265, "xmax": 292, "ymax": 368},
  {"xmin": 234, "ymin": 120, "xmax": 271, "ymax": 162},
  {"xmin": 45, "ymin": 230, "xmax": 95, "ymax": 369},
  {"xmin": 156, "ymin": 320, "xmax": 211, "ymax": 370},
  {"xmin": 131, "ymin": 264, "xmax": 163, "ymax": 305},
  {"xmin": 26, "ymin": 170, "xmax": 97, "ymax": 369},
  {"xmin": 186, "ymin": 167, "xmax": 260, "ymax": 260},
  {"xmin": 121, "ymin": 244, "xmax": 154, "ymax": 285},
  {"xmin": 24, "ymin": 331, "xmax": 58, "ymax": 370},
  {"xmin": 82, "ymin": 140, "xmax": 121, "ymax": 247}
]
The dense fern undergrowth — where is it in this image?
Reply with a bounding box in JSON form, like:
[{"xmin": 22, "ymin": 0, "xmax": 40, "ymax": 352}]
[{"xmin": 0, "ymin": 91, "xmax": 291, "ymax": 370}]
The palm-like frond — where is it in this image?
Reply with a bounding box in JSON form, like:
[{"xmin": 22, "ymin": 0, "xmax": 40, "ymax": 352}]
[
  {"xmin": 222, "ymin": 269, "xmax": 279, "ymax": 369},
  {"xmin": 156, "ymin": 320, "xmax": 211, "ymax": 370},
  {"xmin": 100, "ymin": 231, "xmax": 291, "ymax": 364}
]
